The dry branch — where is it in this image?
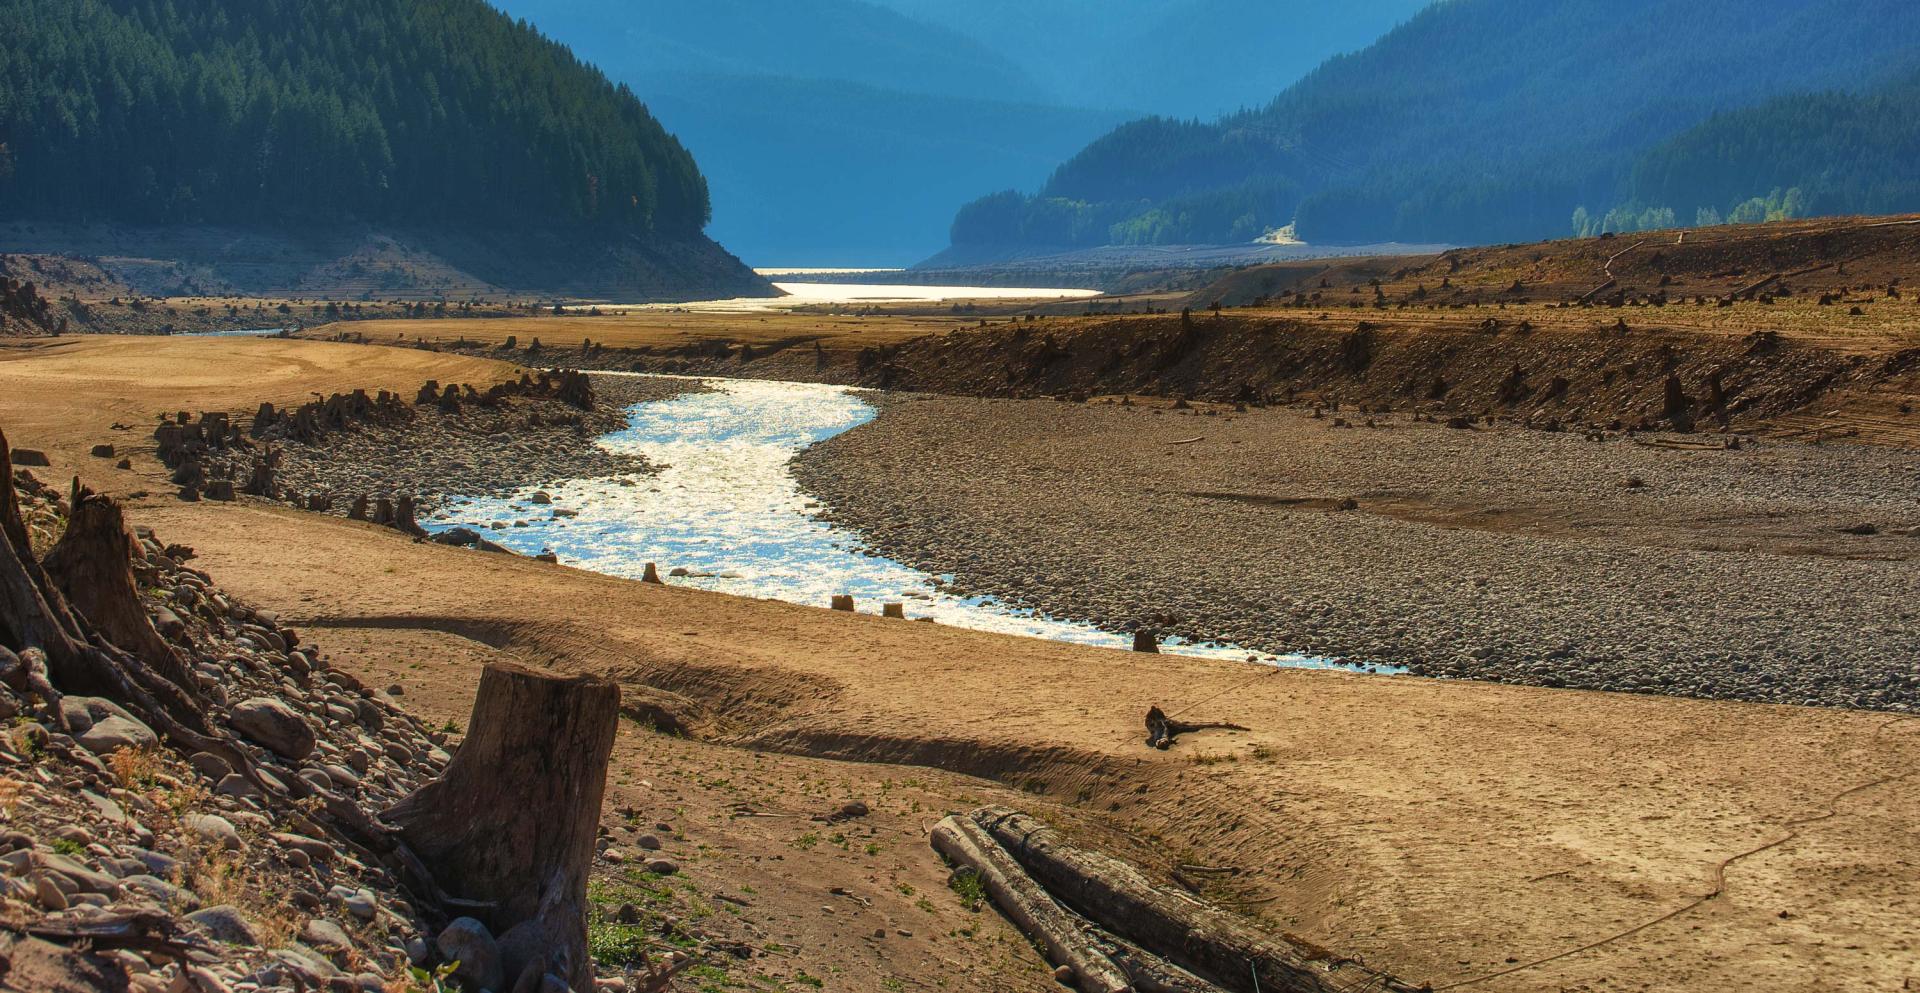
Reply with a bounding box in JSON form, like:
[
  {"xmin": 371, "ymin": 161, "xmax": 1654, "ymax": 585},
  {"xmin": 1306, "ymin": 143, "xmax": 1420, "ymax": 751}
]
[{"xmin": 1145, "ymin": 706, "xmax": 1248, "ymax": 750}]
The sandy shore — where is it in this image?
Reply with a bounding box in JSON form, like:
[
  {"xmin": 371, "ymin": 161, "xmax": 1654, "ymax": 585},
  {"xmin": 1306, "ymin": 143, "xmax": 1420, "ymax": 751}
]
[{"xmin": 793, "ymin": 392, "xmax": 1920, "ymax": 711}]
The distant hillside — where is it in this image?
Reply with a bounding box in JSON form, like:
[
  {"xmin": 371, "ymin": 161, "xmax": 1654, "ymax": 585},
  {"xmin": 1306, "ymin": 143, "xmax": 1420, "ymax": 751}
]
[
  {"xmin": 952, "ymin": 0, "xmax": 1920, "ymax": 255},
  {"xmin": 492, "ymin": 0, "xmax": 1125, "ymax": 264},
  {"xmin": 876, "ymin": 0, "xmax": 1427, "ymax": 116},
  {"xmin": 1618, "ymin": 69, "xmax": 1920, "ymax": 229},
  {"xmin": 0, "ymin": 0, "xmax": 768, "ymax": 300}
]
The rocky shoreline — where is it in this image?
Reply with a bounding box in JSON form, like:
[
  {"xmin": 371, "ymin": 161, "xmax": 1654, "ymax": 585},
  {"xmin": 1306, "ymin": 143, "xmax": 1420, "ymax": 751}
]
[
  {"xmin": 792, "ymin": 392, "xmax": 1920, "ymax": 712},
  {"xmin": 268, "ymin": 375, "xmax": 701, "ymax": 517},
  {"xmin": 3, "ymin": 467, "xmax": 453, "ymax": 990}
]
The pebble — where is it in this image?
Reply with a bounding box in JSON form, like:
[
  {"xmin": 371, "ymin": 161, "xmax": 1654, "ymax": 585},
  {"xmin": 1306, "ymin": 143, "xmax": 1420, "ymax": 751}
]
[
  {"xmin": 188, "ymin": 905, "xmax": 263, "ymax": 946},
  {"xmin": 184, "ymin": 814, "xmax": 243, "ymax": 851},
  {"xmin": 230, "ymin": 698, "xmax": 318, "ymax": 760},
  {"xmin": 793, "ymin": 394, "xmax": 1920, "ymax": 712},
  {"xmin": 32, "ymin": 874, "xmax": 68, "ymax": 911},
  {"xmin": 437, "ymin": 917, "xmax": 505, "ymax": 992}
]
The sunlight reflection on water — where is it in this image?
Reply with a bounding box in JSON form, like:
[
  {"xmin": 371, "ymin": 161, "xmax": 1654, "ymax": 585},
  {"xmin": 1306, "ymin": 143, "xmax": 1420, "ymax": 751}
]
[{"xmin": 426, "ymin": 376, "xmax": 1380, "ymax": 670}]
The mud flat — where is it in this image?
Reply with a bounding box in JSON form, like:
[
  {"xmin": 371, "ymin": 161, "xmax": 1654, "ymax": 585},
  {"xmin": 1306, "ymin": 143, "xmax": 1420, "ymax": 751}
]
[{"xmin": 793, "ymin": 391, "xmax": 1920, "ymax": 711}]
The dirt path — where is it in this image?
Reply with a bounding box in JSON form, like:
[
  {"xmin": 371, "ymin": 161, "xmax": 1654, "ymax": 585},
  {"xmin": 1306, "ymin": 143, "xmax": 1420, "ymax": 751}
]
[{"xmin": 2, "ymin": 336, "xmax": 1915, "ymax": 992}]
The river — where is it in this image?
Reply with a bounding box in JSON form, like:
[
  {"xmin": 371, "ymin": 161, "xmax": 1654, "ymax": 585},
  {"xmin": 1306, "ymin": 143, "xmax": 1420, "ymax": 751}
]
[{"xmin": 421, "ymin": 375, "xmax": 1375, "ymax": 671}]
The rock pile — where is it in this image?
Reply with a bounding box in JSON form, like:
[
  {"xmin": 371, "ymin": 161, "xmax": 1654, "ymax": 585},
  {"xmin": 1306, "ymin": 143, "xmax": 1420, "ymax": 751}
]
[
  {"xmin": 265, "ymin": 374, "xmax": 690, "ymax": 523},
  {"xmin": 151, "ymin": 369, "xmax": 624, "ymax": 540},
  {"xmin": 0, "ymin": 446, "xmax": 645, "ymax": 992}
]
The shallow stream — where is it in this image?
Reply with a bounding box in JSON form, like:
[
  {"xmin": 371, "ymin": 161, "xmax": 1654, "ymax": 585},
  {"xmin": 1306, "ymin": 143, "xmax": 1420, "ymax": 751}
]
[{"xmin": 423, "ymin": 376, "xmax": 1362, "ymax": 668}]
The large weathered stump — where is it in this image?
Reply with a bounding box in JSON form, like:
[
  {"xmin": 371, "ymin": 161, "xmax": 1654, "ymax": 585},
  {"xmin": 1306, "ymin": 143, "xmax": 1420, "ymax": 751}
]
[
  {"xmin": 0, "ymin": 428, "xmax": 234, "ymax": 765},
  {"xmin": 43, "ymin": 480, "xmax": 197, "ymax": 693},
  {"xmin": 383, "ymin": 663, "xmax": 619, "ymax": 992}
]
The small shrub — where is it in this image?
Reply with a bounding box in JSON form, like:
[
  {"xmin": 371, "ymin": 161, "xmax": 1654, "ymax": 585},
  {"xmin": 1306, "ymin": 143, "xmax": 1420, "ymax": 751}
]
[
  {"xmin": 108, "ymin": 745, "xmax": 162, "ymax": 789},
  {"xmin": 948, "ymin": 869, "xmax": 987, "ymax": 912}
]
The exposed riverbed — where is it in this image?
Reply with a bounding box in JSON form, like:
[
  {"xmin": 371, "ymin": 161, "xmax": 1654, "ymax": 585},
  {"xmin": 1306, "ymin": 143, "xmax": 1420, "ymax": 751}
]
[
  {"xmin": 419, "ymin": 376, "xmax": 1361, "ymax": 668},
  {"xmin": 793, "ymin": 391, "xmax": 1920, "ymax": 712}
]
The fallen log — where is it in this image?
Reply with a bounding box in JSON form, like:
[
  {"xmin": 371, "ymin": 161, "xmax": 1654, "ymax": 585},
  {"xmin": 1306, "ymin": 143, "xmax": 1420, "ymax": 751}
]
[
  {"xmin": 1573, "ymin": 278, "xmax": 1617, "ymax": 305},
  {"xmin": 1100, "ymin": 932, "xmax": 1229, "ymax": 993},
  {"xmin": 973, "ymin": 808, "xmax": 1422, "ymax": 993},
  {"xmin": 930, "ymin": 815, "xmax": 1133, "ymax": 993},
  {"xmin": 1145, "ymin": 706, "xmax": 1248, "ymax": 750},
  {"xmin": 383, "ymin": 662, "xmax": 620, "ymax": 993}
]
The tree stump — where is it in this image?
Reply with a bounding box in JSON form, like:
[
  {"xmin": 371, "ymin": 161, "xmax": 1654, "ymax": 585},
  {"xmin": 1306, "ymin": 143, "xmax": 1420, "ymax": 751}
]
[
  {"xmin": 0, "ymin": 427, "xmax": 242, "ymax": 774},
  {"xmin": 383, "ymin": 663, "xmax": 619, "ymax": 992},
  {"xmin": 42, "ymin": 480, "xmax": 197, "ymax": 694},
  {"xmin": 393, "ymin": 495, "xmax": 426, "ymax": 537}
]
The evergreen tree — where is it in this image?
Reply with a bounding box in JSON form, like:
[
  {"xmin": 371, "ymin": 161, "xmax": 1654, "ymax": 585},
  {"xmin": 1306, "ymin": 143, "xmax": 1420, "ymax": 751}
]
[{"xmin": 0, "ymin": 0, "xmax": 712, "ymax": 237}]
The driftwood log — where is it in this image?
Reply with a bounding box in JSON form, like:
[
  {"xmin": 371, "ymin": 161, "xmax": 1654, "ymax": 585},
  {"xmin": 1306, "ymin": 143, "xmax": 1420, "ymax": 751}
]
[
  {"xmin": 1098, "ymin": 931, "xmax": 1230, "ymax": 993},
  {"xmin": 1145, "ymin": 706, "xmax": 1248, "ymax": 750},
  {"xmin": 931, "ymin": 815, "xmax": 1134, "ymax": 993},
  {"xmin": 384, "ymin": 662, "xmax": 619, "ymax": 993},
  {"xmin": 973, "ymin": 808, "xmax": 1422, "ymax": 993}
]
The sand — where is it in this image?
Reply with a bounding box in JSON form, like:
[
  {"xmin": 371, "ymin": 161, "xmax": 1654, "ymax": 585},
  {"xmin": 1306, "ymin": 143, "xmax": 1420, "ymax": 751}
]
[{"xmin": 0, "ymin": 335, "xmax": 1914, "ymax": 992}]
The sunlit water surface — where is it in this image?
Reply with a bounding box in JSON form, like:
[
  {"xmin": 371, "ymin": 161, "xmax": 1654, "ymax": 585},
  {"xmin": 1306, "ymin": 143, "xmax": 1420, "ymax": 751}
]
[
  {"xmin": 424, "ymin": 376, "xmax": 1374, "ymax": 670},
  {"xmin": 616, "ymin": 281, "xmax": 1102, "ymax": 313}
]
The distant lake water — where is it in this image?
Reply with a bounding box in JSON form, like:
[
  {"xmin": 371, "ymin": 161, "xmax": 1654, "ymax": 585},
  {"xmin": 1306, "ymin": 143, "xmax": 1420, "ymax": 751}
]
[{"xmin": 627, "ymin": 280, "xmax": 1102, "ymax": 313}]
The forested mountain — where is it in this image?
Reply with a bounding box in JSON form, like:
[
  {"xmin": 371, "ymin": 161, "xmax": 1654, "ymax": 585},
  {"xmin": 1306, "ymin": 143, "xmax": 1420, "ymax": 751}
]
[
  {"xmin": 493, "ymin": 0, "xmax": 1418, "ymax": 264},
  {"xmin": 1617, "ymin": 68, "xmax": 1920, "ymax": 230},
  {"xmin": 952, "ymin": 0, "xmax": 1920, "ymax": 254},
  {"xmin": 0, "ymin": 0, "xmax": 711, "ymax": 239},
  {"xmin": 488, "ymin": 0, "xmax": 1118, "ymax": 264},
  {"xmin": 876, "ymin": 0, "xmax": 1427, "ymax": 117}
]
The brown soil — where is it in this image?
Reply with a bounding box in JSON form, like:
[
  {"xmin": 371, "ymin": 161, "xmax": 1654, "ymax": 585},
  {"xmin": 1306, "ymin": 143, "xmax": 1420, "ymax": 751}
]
[
  {"xmin": 0, "ymin": 336, "xmax": 1915, "ymax": 992},
  {"xmin": 1192, "ymin": 214, "xmax": 1920, "ymax": 310}
]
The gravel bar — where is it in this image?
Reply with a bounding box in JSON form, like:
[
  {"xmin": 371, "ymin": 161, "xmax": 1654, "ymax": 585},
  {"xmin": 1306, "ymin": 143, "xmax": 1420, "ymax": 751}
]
[{"xmin": 792, "ymin": 392, "xmax": 1920, "ymax": 712}]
